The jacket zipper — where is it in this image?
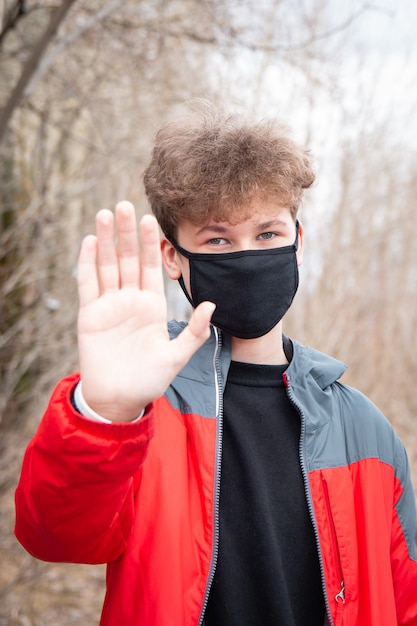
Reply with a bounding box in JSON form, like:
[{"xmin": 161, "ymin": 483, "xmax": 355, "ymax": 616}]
[
  {"xmin": 198, "ymin": 328, "xmax": 224, "ymax": 625},
  {"xmin": 282, "ymin": 371, "xmax": 338, "ymax": 626},
  {"xmin": 321, "ymin": 474, "xmax": 345, "ymax": 625},
  {"xmin": 321, "ymin": 472, "xmax": 346, "ymax": 613}
]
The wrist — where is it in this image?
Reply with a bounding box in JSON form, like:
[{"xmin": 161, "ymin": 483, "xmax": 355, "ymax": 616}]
[{"xmin": 74, "ymin": 382, "xmax": 145, "ymax": 423}]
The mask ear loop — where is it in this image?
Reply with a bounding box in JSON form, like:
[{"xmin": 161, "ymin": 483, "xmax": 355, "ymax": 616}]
[
  {"xmin": 165, "ymin": 235, "xmax": 196, "ymax": 307},
  {"xmin": 294, "ymin": 220, "xmax": 300, "ymax": 251},
  {"xmin": 178, "ymin": 276, "xmax": 195, "ymax": 307},
  {"xmin": 165, "ymin": 235, "xmax": 193, "ymax": 259}
]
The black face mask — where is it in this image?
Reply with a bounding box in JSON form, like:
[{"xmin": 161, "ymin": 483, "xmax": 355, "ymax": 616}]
[{"xmin": 168, "ymin": 223, "xmax": 300, "ymax": 339}]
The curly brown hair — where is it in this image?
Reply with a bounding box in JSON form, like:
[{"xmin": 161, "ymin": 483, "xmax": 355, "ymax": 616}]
[{"xmin": 143, "ymin": 101, "xmax": 315, "ymax": 240}]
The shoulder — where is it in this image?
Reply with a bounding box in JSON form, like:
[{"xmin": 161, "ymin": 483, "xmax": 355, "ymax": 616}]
[
  {"xmin": 333, "ymin": 381, "xmax": 399, "ymax": 451},
  {"xmin": 288, "ymin": 338, "xmax": 404, "ymax": 467}
]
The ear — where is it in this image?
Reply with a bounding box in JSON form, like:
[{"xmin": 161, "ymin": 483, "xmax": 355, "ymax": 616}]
[
  {"xmin": 296, "ymin": 221, "xmax": 304, "ymax": 267},
  {"xmin": 161, "ymin": 238, "xmax": 182, "ymax": 279}
]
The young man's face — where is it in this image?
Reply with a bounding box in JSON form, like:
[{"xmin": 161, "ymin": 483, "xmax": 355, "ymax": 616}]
[{"xmin": 161, "ymin": 202, "xmax": 304, "ymax": 287}]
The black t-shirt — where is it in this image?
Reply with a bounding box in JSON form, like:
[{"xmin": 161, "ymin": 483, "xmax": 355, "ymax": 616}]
[{"xmin": 204, "ymin": 361, "xmax": 325, "ymax": 626}]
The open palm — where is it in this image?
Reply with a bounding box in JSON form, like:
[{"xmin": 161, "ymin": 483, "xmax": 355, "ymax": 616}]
[{"xmin": 77, "ymin": 202, "xmax": 214, "ymax": 422}]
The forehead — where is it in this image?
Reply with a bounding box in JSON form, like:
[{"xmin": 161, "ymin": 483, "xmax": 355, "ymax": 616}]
[{"xmin": 178, "ymin": 203, "xmax": 294, "ymax": 237}]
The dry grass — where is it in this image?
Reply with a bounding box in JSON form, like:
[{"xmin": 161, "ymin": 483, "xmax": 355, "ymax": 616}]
[{"xmin": 0, "ymin": 412, "xmax": 105, "ymax": 625}]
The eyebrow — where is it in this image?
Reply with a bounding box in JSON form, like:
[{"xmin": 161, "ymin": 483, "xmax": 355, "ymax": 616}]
[
  {"xmin": 195, "ymin": 224, "xmax": 229, "ymax": 236},
  {"xmin": 257, "ymin": 219, "xmax": 288, "ymax": 230},
  {"xmin": 195, "ymin": 219, "xmax": 289, "ymax": 237}
]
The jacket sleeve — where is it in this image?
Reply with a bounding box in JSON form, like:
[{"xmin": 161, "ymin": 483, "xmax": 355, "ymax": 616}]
[
  {"xmin": 14, "ymin": 373, "xmax": 154, "ymax": 565},
  {"xmin": 391, "ymin": 437, "xmax": 417, "ymax": 625}
]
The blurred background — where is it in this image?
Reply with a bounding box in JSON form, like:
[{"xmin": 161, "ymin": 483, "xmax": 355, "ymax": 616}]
[{"xmin": 1, "ymin": 0, "xmax": 416, "ymax": 623}]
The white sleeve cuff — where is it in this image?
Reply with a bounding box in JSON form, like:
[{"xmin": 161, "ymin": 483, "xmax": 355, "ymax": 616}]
[{"xmin": 73, "ymin": 381, "xmax": 145, "ymax": 423}]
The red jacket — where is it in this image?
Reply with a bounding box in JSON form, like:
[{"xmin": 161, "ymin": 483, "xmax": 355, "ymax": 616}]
[{"xmin": 15, "ymin": 328, "xmax": 417, "ymax": 625}]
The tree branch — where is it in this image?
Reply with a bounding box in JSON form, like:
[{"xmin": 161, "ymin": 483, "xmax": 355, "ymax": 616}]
[
  {"xmin": 0, "ymin": 0, "xmax": 26, "ymax": 48},
  {"xmin": 0, "ymin": 0, "xmax": 76, "ymax": 145}
]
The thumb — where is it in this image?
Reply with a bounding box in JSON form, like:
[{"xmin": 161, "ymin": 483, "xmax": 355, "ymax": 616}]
[{"xmin": 171, "ymin": 301, "xmax": 216, "ymax": 368}]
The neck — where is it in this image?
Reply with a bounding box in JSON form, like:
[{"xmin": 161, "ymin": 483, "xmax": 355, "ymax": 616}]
[{"xmin": 230, "ymin": 323, "xmax": 287, "ymax": 365}]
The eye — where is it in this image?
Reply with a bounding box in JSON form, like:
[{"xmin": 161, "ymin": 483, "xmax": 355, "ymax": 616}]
[
  {"xmin": 208, "ymin": 237, "xmax": 228, "ymax": 245},
  {"xmin": 257, "ymin": 232, "xmax": 276, "ymax": 241}
]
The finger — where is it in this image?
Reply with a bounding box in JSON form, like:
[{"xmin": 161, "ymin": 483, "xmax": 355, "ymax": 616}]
[
  {"xmin": 77, "ymin": 235, "xmax": 100, "ymax": 307},
  {"xmin": 170, "ymin": 301, "xmax": 216, "ymax": 368},
  {"xmin": 139, "ymin": 214, "xmax": 165, "ymax": 295},
  {"xmin": 115, "ymin": 201, "xmax": 139, "ymax": 288},
  {"xmin": 96, "ymin": 209, "xmax": 119, "ymax": 292}
]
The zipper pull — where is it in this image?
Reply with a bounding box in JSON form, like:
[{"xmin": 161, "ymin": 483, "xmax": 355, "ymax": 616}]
[{"xmin": 335, "ymin": 580, "xmax": 345, "ymax": 604}]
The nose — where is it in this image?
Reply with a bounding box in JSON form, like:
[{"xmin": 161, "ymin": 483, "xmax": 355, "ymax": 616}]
[{"xmin": 232, "ymin": 237, "xmax": 254, "ymax": 251}]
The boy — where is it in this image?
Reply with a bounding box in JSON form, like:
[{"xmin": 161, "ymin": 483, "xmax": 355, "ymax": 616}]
[{"xmin": 15, "ymin": 103, "xmax": 417, "ymax": 625}]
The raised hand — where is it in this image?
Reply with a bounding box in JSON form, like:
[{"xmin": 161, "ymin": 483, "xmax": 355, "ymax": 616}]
[{"xmin": 77, "ymin": 201, "xmax": 215, "ymax": 422}]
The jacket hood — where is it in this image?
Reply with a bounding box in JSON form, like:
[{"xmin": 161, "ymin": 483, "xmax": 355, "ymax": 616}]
[
  {"xmin": 284, "ymin": 336, "xmax": 347, "ymax": 391},
  {"xmin": 283, "ymin": 337, "xmax": 347, "ymax": 433}
]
